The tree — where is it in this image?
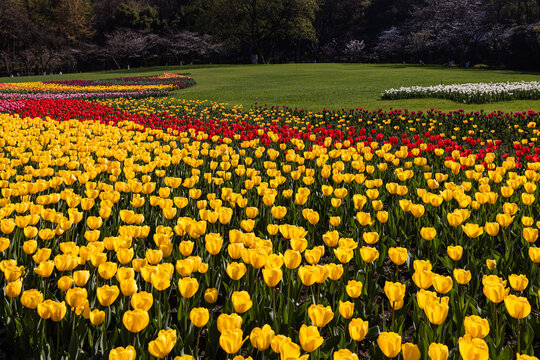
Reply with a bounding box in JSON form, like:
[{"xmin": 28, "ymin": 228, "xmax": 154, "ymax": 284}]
[
  {"xmin": 344, "ymin": 39, "xmax": 365, "ymax": 61},
  {"xmin": 164, "ymin": 30, "xmax": 222, "ymax": 64},
  {"xmin": 54, "ymin": 0, "xmax": 95, "ymax": 45},
  {"xmin": 110, "ymin": 0, "xmax": 161, "ymax": 30},
  {"xmin": 375, "ymin": 0, "xmax": 488, "ymax": 63},
  {"xmin": 195, "ymin": 0, "xmax": 320, "ymax": 63},
  {"xmin": 103, "ymin": 28, "xmax": 162, "ymax": 69}
]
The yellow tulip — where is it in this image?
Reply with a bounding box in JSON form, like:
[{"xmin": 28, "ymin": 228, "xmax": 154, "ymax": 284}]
[
  {"xmin": 20, "ymin": 289, "xmax": 43, "ymax": 309},
  {"xmin": 218, "ymin": 207, "xmax": 233, "ymax": 224},
  {"xmin": 416, "ymin": 289, "xmax": 440, "ymax": 310},
  {"xmin": 453, "ymin": 269, "xmax": 472, "ymax": 285},
  {"xmin": 362, "ymin": 232, "xmax": 379, "ymax": 245},
  {"xmin": 178, "ymin": 277, "xmax": 199, "ymax": 298},
  {"xmin": 484, "ymin": 222, "xmax": 500, "ymax": 236},
  {"xmin": 120, "ymin": 279, "xmax": 138, "ymax": 296},
  {"xmin": 462, "ymin": 223, "xmax": 483, "ymax": 238},
  {"xmin": 205, "ymin": 233, "xmax": 223, "ymax": 255},
  {"xmin": 179, "ymin": 240, "xmax": 194, "ymax": 256},
  {"xmin": 204, "ymin": 288, "xmax": 218, "ymax": 304},
  {"xmin": 122, "ymin": 309, "xmax": 149, "ymax": 333},
  {"xmin": 356, "ymin": 212, "xmax": 372, "ymax": 226},
  {"xmin": 298, "ymin": 324, "xmax": 323, "ymax": 352},
  {"xmin": 23, "ymin": 227, "xmax": 38, "ymax": 239},
  {"xmin": 509, "ymin": 274, "xmax": 528, "ymax": 291},
  {"xmin": 33, "ymin": 248, "xmax": 52, "ymax": 264},
  {"xmin": 428, "ymin": 343, "xmax": 448, "ymax": 360},
  {"xmin": 346, "ymin": 280, "xmax": 363, "ymax": 298},
  {"xmin": 4, "ymin": 279, "xmax": 22, "ymax": 298},
  {"xmin": 384, "ymin": 281, "xmax": 406, "ymax": 308},
  {"xmin": 360, "ymin": 246, "xmax": 379, "ymax": 263},
  {"xmin": 262, "ymin": 267, "xmax": 282, "ymax": 287},
  {"xmin": 486, "ymin": 259, "xmax": 497, "ymax": 270},
  {"xmin": 529, "ymin": 247, "xmax": 540, "ymax": 263},
  {"xmin": 37, "ymin": 300, "xmax": 66, "ymax": 322},
  {"xmin": 109, "ymin": 346, "xmax": 136, "ymax": 360},
  {"xmin": 0, "ymin": 237, "xmax": 9, "ymax": 252},
  {"xmin": 432, "ymin": 275, "xmax": 453, "ymax": 294},
  {"xmin": 0, "ymin": 218, "xmax": 15, "ymax": 234},
  {"xmin": 73, "ymin": 270, "xmax": 90, "ymax": 287},
  {"xmin": 3, "ymin": 264, "xmax": 24, "ymax": 282},
  {"xmin": 65, "ymin": 287, "xmax": 88, "ymax": 309},
  {"xmin": 278, "ymin": 339, "xmax": 307, "ymax": 360},
  {"xmin": 98, "ymin": 262, "xmax": 118, "ymax": 280},
  {"xmin": 330, "ymin": 216, "xmax": 341, "ymax": 227},
  {"xmin": 334, "ymin": 247, "xmax": 354, "ymax": 264},
  {"xmin": 388, "ymin": 247, "xmax": 408, "ymax": 266},
  {"xmin": 271, "ymin": 206, "xmax": 287, "ymax": 220},
  {"xmin": 338, "ymin": 301, "xmax": 354, "ymax": 319},
  {"xmin": 250, "ymin": 324, "xmax": 274, "ymax": 351},
  {"xmin": 219, "ymin": 329, "xmax": 247, "ymax": 354},
  {"xmin": 377, "ymin": 211, "xmax": 389, "ymax": 223},
  {"xmin": 89, "ymin": 309, "xmax": 106, "ymax": 326},
  {"xmin": 217, "ymin": 313, "xmax": 243, "ymax": 333},
  {"xmin": 424, "ymin": 299, "xmax": 449, "ymax": 325},
  {"xmin": 348, "ymin": 318, "xmax": 369, "ymax": 341},
  {"xmin": 516, "ymin": 354, "xmax": 540, "ymax": 360},
  {"xmin": 130, "ymin": 291, "xmax": 153, "ymax": 311},
  {"xmin": 323, "ymin": 231, "xmax": 339, "ymax": 247},
  {"xmin": 495, "ymin": 213, "xmax": 514, "ymax": 227},
  {"xmin": 148, "ymin": 329, "xmax": 177, "ymax": 359},
  {"xmin": 22, "ymin": 240, "xmax": 37, "ymax": 254},
  {"xmin": 283, "ymin": 249, "xmax": 302, "ymax": 269},
  {"xmin": 402, "ymin": 343, "xmax": 421, "ymax": 360},
  {"xmin": 86, "ymin": 216, "xmax": 103, "ymax": 230},
  {"xmin": 229, "ymin": 291, "xmax": 252, "ymax": 313},
  {"xmin": 377, "ymin": 332, "xmax": 402, "ymax": 358},
  {"xmin": 297, "ymin": 265, "xmax": 321, "ymax": 286},
  {"xmin": 308, "ymin": 304, "xmax": 334, "ymax": 327},
  {"xmin": 245, "ymin": 207, "xmax": 259, "ymax": 219},
  {"xmin": 504, "ymin": 294, "xmax": 531, "ymax": 319},
  {"xmin": 420, "ymin": 227, "xmax": 436, "ymax": 241},
  {"xmin": 482, "ymin": 275, "xmax": 509, "ymax": 303},
  {"xmin": 458, "ymin": 335, "xmax": 489, "ymax": 360},
  {"xmin": 96, "ymin": 285, "xmax": 119, "ymax": 307},
  {"xmin": 412, "ymin": 269, "xmax": 433, "ymax": 289},
  {"xmin": 326, "ymin": 263, "xmax": 344, "ymax": 280},
  {"xmin": 446, "ymin": 245, "xmax": 463, "ymax": 261},
  {"xmin": 523, "ymin": 227, "xmax": 538, "ymax": 243},
  {"xmin": 302, "ymin": 208, "xmax": 319, "ymax": 225},
  {"xmin": 146, "ymin": 249, "xmax": 163, "ymax": 265},
  {"xmin": 226, "ymin": 262, "xmax": 247, "ymax": 280},
  {"xmin": 464, "ymin": 315, "xmax": 489, "ymax": 339},
  {"xmin": 333, "ymin": 349, "xmax": 359, "ymax": 360}
]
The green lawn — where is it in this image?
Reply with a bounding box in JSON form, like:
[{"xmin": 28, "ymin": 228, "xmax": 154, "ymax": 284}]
[{"xmin": 2, "ymin": 63, "xmax": 540, "ymax": 112}]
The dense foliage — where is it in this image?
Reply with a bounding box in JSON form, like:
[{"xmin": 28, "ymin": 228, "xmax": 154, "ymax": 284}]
[{"xmin": 1, "ymin": 0, "xmax": 539, "ymax": 76}]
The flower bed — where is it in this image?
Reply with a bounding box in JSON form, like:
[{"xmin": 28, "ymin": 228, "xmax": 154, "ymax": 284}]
[
  {"xmin": 0, "ymin": 89, "xmax": 540, "ymax": 359},
  {"xmin": 0, "ymin": 73, "xmax": 195, "ymax": 100},
  {"xmin": 381, "ymin": 81, "xmax": 540, "ymax": 104}
]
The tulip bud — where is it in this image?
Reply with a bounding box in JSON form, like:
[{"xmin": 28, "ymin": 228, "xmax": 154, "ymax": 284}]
[
  {"xmin": 377, "ymin": 332, "xmax": 402, "ymax": 358},
  {"xmin": 338, "ymin": 301, "xmax": 354, "ymax": 319},
  {"xmin": 299, "ymin": 324, "xmax": 323, "ymax": 352},
  {"xmin": 348, "ymin": 318, "xmax": 369, "ymax": 341},
  {"xmin": 190, "ymin": 307, "xmax": 209, "ymax": 327}
]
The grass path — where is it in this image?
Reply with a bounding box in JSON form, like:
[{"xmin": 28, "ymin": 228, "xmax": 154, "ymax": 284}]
[{"xmin": 1, "ymin": 63, "xmax": 539, "ymax": 112}]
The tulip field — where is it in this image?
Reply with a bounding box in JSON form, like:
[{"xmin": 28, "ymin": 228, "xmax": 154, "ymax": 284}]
[{"xmin": 1, "ymin": 72, "xmax": 540, "ymax": 360}]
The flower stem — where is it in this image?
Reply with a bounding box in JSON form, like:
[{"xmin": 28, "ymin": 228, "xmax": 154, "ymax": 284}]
[{"xmin": 516, "ymin": 318, "xmax": 520, "ymax": 354}]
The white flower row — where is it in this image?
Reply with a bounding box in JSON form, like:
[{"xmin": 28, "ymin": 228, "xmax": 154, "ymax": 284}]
[{"xmin": 381, "ymin": 81, "xmax": 540, "ymax": 103}]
